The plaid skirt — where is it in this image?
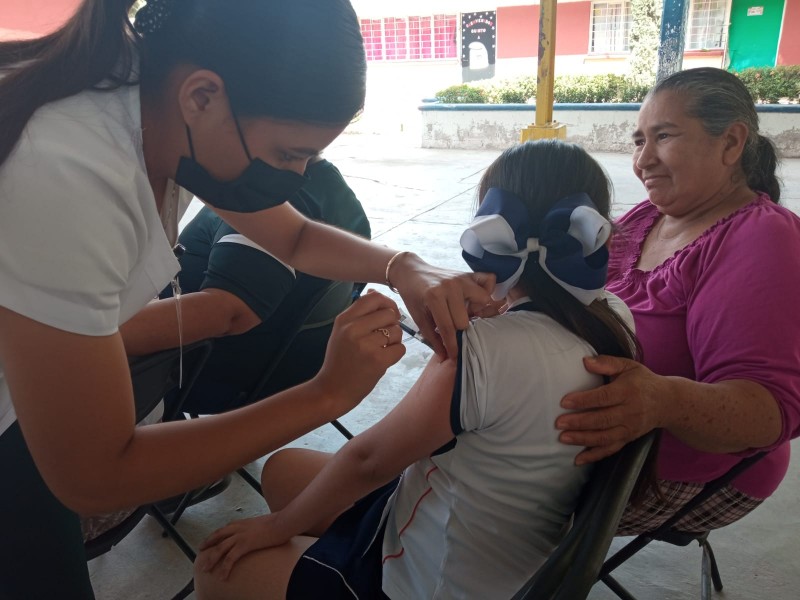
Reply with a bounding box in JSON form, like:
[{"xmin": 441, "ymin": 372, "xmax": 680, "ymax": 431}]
[{"xmin": 617, "ymin": 479, "xmax": 765, "ymax": 536}]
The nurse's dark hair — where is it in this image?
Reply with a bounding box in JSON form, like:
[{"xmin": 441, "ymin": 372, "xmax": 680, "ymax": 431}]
[
  {"xmin": 0, "ymin": 0, "xmax": 366, "ymax": 167},
  {"xmin": 649, "ymin": 67, "xmax": 781, "ymax": 203}
]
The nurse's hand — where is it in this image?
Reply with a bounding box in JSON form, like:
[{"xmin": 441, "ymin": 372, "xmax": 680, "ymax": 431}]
[
  {"xmin": 388, "ymin": 252, "xmax": 498, "ymax": 358},
  {"xmin": 313, "ymin": 290, "xmax": 405, "ymax": 417}
]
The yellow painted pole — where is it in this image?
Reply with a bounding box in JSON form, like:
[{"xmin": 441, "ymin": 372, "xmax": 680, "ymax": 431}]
[
  {"xmin": 536, "ymin": 0, "xmax": 555, "ymax": 126},
  {"xmin": 520, "ymin": 0, "xmax": 566, "ymax": 141}
]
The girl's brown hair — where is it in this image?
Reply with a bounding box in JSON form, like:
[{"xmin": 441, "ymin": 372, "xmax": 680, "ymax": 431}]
[
  {"xmin": 479, "ymin": 140, "xmax": 639, "ymax": 361},
  {"xmin": 480, "ymin": 140, "xmax": 658, "ymax": 503}
]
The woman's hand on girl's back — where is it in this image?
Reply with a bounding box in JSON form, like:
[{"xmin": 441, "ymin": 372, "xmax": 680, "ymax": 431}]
[
  {"xmin": 555, "ymin": 355, "xmax": 665, "ymax": 464},
  {"xmin": 313, "ymin": 290, "xmax": 405, "ymax": 416}
]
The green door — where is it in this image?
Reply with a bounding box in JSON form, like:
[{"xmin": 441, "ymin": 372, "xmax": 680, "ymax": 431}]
[{"xmin": 728, "ymin": 0, "xmax": 785, "ymax": 69}]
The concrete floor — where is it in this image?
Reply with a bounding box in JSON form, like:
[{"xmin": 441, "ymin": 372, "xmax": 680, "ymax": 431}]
[{"xmin": 89, "ymin": 133, "xmax": 800, "ymax": 600}]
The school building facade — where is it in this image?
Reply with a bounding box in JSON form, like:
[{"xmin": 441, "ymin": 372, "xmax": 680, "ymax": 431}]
[
  {"xmin": 349, "ymin": 1, "xmax": 800, "ymax": 77},
  {"xmin": 4, "ymin": 1, "xmax": 798, "ymax": 135},
  {"xmin": 5, "ymin": 1, "xmax": 798, "ymax": 77}
]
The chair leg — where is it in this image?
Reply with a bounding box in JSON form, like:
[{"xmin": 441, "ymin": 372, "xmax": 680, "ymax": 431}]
[
  {"xmin": 700, "ymin": 548, "xmax": 712, "ymax": 600},
  {"xmin": 169, "ymin": 476, "xmax": 232, "ymax": 526},
  {"xmin": 237, "ymin": 466, "xmax": 262, "ymax": 494},
  {"xmin": 598, "ymin": 536, "xmax": 656, "ymax": 600},
  {"xmin": 600, "ymin": 535, "xmax": 655, "ymax": 577},
  {"xmin": 601, "ymin": 573, "xmax": 639, "ymax": 600},
  {"xmin": 148, "ymin": 506, "xmax": 196, "ymax": 562},
  {"xmin": 698, "ymin": 535, "xmax": 723, "ymax": 592},
  {"xmin": 169, "ymin": 489, "xmax": 199, "ymax": 526},
  {"xmin": 171, "ymin": 578, "xmax": 194, "ymax": 600},
  {"xmin": 330, "ymin": 419, "xmax": 354, "ymax": 440}
]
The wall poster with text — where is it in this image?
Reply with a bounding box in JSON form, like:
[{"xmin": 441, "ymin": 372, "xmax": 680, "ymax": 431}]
[{"xmin": 461, "ymin": 10, "xmax": 496, "ymax": 82}]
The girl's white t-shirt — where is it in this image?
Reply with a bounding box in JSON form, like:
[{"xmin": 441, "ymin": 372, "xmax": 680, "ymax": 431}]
[
  {"xmin": 381, "ymin": 294, "xmax": 634, "ymax": 599},
  {"xmin": 0, "ymin": 85, "xmax": 186, "ymax": 436}
]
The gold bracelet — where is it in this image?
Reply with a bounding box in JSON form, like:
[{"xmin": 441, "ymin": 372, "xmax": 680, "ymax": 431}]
[{"xmin": 384, "ymin": 251, "xmax": 407, "ymax": 293}]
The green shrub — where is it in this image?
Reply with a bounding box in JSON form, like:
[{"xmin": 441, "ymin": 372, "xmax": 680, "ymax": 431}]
[
  {"xmin": 733, "ymin": 66, "xmax": 800, "ymax": 104},
  {"xmin": 435, "ymin": 73, "xmax": 649, "ymax": 105},
  {"xmin": 469, "ymin": 76, "xmax": 537, "ymax": 104},
  {"xmin": 468, "ymin": 80, "xmax": 503, "ymax": 104},
  {"xmin": 496, "ymin": 76, "xmax": 537, "ymax": 103},
  {"xmin": 433, "ymin": 67, "xmax": 800, "ymax": 105},
  {"xmin": 554, "ymin": 74, "xmax": 650, "ymax": 103},
  {"xmin": 435, "ymin": 84, "xmax": 489, "ymax": 104}
]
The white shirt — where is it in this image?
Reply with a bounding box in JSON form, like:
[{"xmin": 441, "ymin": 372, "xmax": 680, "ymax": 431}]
[
  {"xmin": 0, "ymin": 85, "xmax": 189, "ymax": 436},
  {"xmin": 381, "ymin": 294, "xmax": 634, "ymax": 599}
]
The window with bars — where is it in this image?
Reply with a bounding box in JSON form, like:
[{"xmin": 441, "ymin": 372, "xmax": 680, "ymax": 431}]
[
  {"xmin": 686, "ymin": 0, "xmax": 727, "ymax": 50},
  {"xmin": 361, "ymin": 19, "xmax": 384, "ymax": 61},
  {"xmin": 590, "ymin": 1, "xmax": 632, "ymax": 54},
  {"xmin": 359, "ymin": 15, "xmax": 457, "ymax": 61},
  {"xmin": 408, "ymin": 16, "xmax": 433, "ymax": 59},
  {"xmin": 384, "ymin": 17, "xmax": 408, "ymax": 60}
]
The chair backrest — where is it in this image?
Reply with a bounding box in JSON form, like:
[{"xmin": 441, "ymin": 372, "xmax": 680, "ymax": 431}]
[
  {"xmin": 129, "ymin": 339, "xmax": 214, "ymax": 422},
  {"xmin": 243, "ymin": 276, "xmax": 356, "ymax": 405},
  {"xmin": 84, "ymin": 340, "xmax": 213, "ymax": 560},
  {"xmin": 512, "ymin": 432, "xmax": 656, "ymax": 600}
]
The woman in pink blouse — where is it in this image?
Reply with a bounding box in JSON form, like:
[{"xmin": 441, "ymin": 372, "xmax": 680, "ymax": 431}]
[{"xmin": 556, "ymin": 67, "xmax": 800, "ymax": 533}]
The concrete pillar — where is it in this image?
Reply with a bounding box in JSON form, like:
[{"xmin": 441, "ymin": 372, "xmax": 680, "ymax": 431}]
[{"xmin": 657, "ymin": 0, "xmax": 691, "ymax": 81}]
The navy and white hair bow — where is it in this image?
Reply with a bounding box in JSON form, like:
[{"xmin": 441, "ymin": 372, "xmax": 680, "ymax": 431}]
[
  {"xmin": 460, "ymin": 188, "xmax": 611, "ymax": 305},
  {"xmin": 135, "ymin": 0, "xmax": 175, "ymax": 36}
]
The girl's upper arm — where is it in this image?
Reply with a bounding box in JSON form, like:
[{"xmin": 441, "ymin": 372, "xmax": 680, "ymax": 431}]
[
  {"xmin": 348, "ymin": 354, "xmax": 460, "ymax": 479},
  {"xmin": 264, "ymin": 353, "xmax": 460, "ymax": 538}
]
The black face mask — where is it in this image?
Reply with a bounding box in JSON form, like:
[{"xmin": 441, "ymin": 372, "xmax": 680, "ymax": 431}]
[{"xmin": 174, "ymin": 118, "xmax": 308, "ymax": 213}]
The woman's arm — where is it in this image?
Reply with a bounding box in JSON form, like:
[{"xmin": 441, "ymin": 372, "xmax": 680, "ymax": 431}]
[
  {"xmin": 0, "ymin": 292, "xmax": 404, "ymax": 515},
  {"xmin": 209, "ymin": 202, "xmax": 497, "ymax": 358},
  {"xmin": 556, "ymin": 356, "xmax": 782, "ymax": 464},
  {"xmin": 198, "ymin": 354, "xmax": 458, "ymax": 579},
  {"xmin": 559, "ymin": 212, "xmax": 800, "ymax": 464},
  {"xmin": 120, "ymin": 289, "xmax": 261, "ymax": 356}
]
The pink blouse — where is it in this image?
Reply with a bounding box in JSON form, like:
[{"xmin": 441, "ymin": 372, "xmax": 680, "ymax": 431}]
[{"xmin": 607, "ymin": 194, "xmax": 800, "ymax": 498}]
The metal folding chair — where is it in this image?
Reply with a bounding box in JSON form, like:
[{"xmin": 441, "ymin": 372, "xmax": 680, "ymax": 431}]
[
  {"xmin": 599, "ymin": 451, "xmax": 768, "ymax": 600},
  {"xmin": 231, "ymin": 277, "xmax": 358, "ymax": 492},
  {"xmin": 512, "ymin": 432, "xmax": 656, "ymax": 600}
]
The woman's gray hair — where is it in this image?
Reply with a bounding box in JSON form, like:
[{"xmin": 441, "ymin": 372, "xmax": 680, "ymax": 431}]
[{"xmin": 648, "ymin": 67, "xmax": 781, "ymax": 203}]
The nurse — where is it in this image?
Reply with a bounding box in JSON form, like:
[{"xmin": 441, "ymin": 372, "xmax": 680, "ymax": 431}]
[{"xmin": 0, "ymin": 0, "xmax": 494, "ymax": 596}]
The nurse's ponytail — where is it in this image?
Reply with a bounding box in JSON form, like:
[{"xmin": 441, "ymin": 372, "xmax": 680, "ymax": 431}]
[{"xmin": 0, "ymin": 0, "xmax": 139, "ymax": 167}]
